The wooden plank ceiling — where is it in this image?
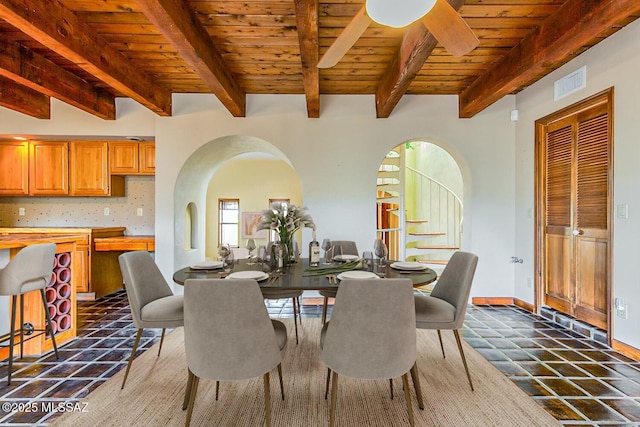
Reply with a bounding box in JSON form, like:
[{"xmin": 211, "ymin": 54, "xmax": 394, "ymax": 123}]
[{"xmin": 0, "ymin": 0, "xmax": 638, "ymax": 120}]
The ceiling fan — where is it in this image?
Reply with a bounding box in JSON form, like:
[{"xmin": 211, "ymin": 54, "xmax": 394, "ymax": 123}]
[{"xmin": 317, "ymin": 0, "xmax": 479, "ymax": 69}]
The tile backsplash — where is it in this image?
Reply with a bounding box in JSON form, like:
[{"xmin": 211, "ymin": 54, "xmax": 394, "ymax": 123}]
[{"xmin": 0, "ymin": 176, "xmax": 154, "ymax": 235}]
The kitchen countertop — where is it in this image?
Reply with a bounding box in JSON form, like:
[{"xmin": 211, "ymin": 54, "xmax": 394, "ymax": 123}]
[{"xmin": 0, "ymin": 234, "xmax": 86, "ymax": 250}]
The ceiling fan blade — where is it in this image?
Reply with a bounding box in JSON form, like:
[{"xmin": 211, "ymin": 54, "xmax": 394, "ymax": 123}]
[
  {"xmin": 318, "ymin": 6, "xmax": 372, "ymax": 68},
  {"xmin": 420, "ymin": 0, "xmax": 478, "ymax": 57}
]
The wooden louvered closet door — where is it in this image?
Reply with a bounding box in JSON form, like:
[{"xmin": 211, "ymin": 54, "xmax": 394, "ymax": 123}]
[{"xmin": 540, "ymin": 92, "xmax": 611, "ymax": 331}]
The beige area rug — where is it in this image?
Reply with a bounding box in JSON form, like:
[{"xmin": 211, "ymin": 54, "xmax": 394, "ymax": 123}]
[{"xmin": 53, "ymin": 318, "xmax": 560, "ymax": 426}]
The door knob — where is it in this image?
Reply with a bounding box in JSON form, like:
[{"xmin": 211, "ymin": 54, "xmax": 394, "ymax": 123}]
[{"xmin": 572, "ymin": 229, "xmax": 584, "ymax": 236}]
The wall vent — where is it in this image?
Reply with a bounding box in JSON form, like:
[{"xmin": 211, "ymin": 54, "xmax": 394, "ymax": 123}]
[{"xmin": 554, "ymin": 66, "xmax": 586, "ymax": 101}]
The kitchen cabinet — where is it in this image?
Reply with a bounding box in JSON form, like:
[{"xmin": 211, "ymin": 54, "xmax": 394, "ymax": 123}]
[
  {"xmin": 70, "ymin": 141, "xmax": 124, "ymax": 196},
  {"xmin": 109, "ymin": 141, "xmax": 155, "ymax": 175},
  {"xmin": 29, "ymin": 141, "xmax": 69, "ymax": 195},
  {"xmin": 0, "ymin": 141, "xmax": 29, "ymax": 195},
  {"xmin": 0, "ymin": 141, "xmax": 68, "ymax": 196}
]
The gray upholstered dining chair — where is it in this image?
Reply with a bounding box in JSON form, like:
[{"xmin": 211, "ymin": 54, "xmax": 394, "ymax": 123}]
[
  {"xmin": 414, "ymin": 251, "xmax": 478, "ymax": 391},
  {"xmin": 319, "ymin": 240, "xmax": 358, "ymax": 324},
  {"xmin": 0, "ymin": 243, "xmax": 59, "ymax": 385},
  {"xmin": 118, "ymin": 251, "xmax": 184, "ymax": 389},
  {"xmin": 182, "ymin": 278, "xmax": 287, "ymax": 427},
  {"xmin": 320, "ymin": 278, "xmax": 417, "ymax": 427}
]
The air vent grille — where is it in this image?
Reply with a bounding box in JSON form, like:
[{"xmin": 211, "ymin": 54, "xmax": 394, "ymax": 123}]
[{"xmin": 554, "ymin": 66, "xmax": 586, "ymax": 101}]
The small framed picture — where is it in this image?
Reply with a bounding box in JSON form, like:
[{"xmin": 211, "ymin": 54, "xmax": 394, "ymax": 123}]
[{"xmin": 242, "ymin": 212, "xmax": 267, "ymax": 239}]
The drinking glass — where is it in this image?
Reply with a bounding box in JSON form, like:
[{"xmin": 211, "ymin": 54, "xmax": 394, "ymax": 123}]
[
  {"xmin": 332, "ymin": 245, "xmax": 342, "ymax": 262},
  {"xmin": 363, "ymin": 251, "xmax": 374, "ymax": 271},
  {"xmin": 246, "ymin": 239, "xmax": 257, "ymax": 264},
  {"xmin": 374, "ymin": 239, "xmax": 388, "ymax": 267},
  {"xmin": 218, "ymin": 244, "xmax": 230, "ymax": 261},
  {"xmin": 321, "ymin": 239, "xmax": 332, "ymax": 263}
]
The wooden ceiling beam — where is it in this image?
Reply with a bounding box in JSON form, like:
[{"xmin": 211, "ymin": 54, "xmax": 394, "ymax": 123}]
[
  {"xmin": 0, "ymin": 75, "xmax": 50, "ymax": 119},
  {"xmin": 134, "ymin": 0, "xmax": 246, "ymax": 117},
  {"xmin": 459, "ymin": 0, "xmax": 640, "ymax": 118},
  {"xmin": 0, "ymin": 35, "xmax": 115, "ymax": 120},
  {"xmin": 0, "ymin": 0, "xmax": 171, "ymax": 116},
  {"xmin": 294, "ymin": 0, "xmax": 320, "ymax": 118},
  {"xmin": 375, "ymin": 0, "xmax": 466, "ymax": 118}
]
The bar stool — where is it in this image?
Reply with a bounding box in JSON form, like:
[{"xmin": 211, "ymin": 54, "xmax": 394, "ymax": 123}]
[{"xmin": 0, "ymin": 243, "xmax": 59, "ymax": 385}]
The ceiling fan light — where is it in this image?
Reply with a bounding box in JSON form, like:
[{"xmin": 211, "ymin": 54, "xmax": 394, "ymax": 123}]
[{"xmin": 366, "ymin": 0, "xmax": 436, "ymax": 28}]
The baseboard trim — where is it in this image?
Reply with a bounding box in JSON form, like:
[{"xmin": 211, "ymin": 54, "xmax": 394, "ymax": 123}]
[
  {"xmin": 471, "ymin": 297, "xmax": 534, "ymax": 312},
  {"xmin": 612, "ymin": 339, "xmax": 640, "ymax": 362}
]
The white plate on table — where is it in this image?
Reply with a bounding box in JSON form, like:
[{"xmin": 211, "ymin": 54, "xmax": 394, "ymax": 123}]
[
  {"xmin": 390, "ymin": 262, "xmax": 427, "ymax": 271},
  {"xmin": 333, "ymin": 254, "xmax": 359, "ymax": 262},
  {"xmin": 225, "ymin": 271, "xmax": 270, "ymax": 281},
  {"xmin": 337, "ymin": 271, "xmax": 379, "ymax": 280},
  {"xmin": 190, "ymin": 261, "xmax": 224, "ymax": 270}
]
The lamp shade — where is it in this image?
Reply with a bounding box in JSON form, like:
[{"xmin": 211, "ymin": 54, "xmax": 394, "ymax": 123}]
[{"xmin": 366, "ymin": 0, "xmax": 437, "ymax": 28}]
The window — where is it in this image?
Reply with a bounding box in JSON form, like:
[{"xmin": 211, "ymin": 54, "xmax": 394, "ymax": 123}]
[{"xmin": 219, "ymin": 199, "xmax": 239, "ymax": 247}]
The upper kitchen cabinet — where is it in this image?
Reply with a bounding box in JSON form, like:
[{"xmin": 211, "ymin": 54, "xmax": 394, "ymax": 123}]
[
  {"xmin": 0, "ymin": 141, "xmax": 29, "ymax": 195},
  {"xmin": 0, "ymin": 141, "xmax": 68, "ymax": 195},
  {"xmin": 69, "ymin": 142, "xmax": 124, "ymax": 196},
  {"xmin": 29, "ymin": 141, "xmax": 69, "ymax": 196},
  {"xmin": 109, "ymin": 141, "xmax": 155, "ymax": 175}
]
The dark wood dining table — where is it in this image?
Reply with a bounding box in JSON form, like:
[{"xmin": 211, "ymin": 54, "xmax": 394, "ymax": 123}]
[{"xmin": 173, "ymin": 258, "xmax": 437, "ymax": 290}]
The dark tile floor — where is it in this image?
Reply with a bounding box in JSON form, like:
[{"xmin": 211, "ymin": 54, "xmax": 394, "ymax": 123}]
[{"xmin": 0, "ymin": 292, "xmax": 639, "ymax": 426}]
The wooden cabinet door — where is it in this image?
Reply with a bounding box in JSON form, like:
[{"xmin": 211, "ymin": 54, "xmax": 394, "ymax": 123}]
[
  {"xmin": 69, "ymin": 141, "xmax": 110, "ymax": 196},
  {"xmin": 29, "ymin": 141, "xmax": 69, "ymax": 195},
  {"xmin": 0, "ymin": 141, "xmax": 29, "ymax": 195},
  {"xmin": 139, "ymin": 142, "xmax": 155, "ymax": 175},
  {"xmin": 538, "ymin": 92, "xmax": 611, "ymax": 331},
  {"xmin": 109, "ymin": 142, "xmax": 139, "ymax": 174}
]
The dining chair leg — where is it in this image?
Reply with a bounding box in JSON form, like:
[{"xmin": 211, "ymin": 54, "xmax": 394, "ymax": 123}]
[
  {"xmin": 121, "ymin": 328, "xmax": 143, "ymax": 389},
  {"xmin": 292, "ymin": 297, "xmax": 299, "ymax": 345},
  {"xmin": 321, "ymin": 297, "xmax": 328, "ymax": 324},
  {"xmin": 402, "ymin": 373, "xmax": 415, "ymax": 427},
  {"xmin": 157, "ymin": 328, "xmax": 166, "ymax": 357},
  {"xmin": 410, "ymin": 363, "xmax": 424, "ymax": 410},
  {"xmin": 182, "ymin": 370, "xmax": 194, "ymax": 410},
  {"xmin": 297, "ymin": 296, "xmax": 303, "ymax": 324},
  {"xmin": 453, "ymin": 329, "xmax": 474, "ymax": 391},
  {"xmin": 263, "ymin": 372, "xmax": 271, "ymax": 427},
  {"xmin": 329, "ymin": 371, "xmax": 339, "ymax": 427},
  {"xmin": 185, "ymin": 374, "xmax": 200, "ymax": 427},
  {"xmin": 277, "ymin": 363, "xmax": 285, "ymax": 400},
  {"xmin": 389, "ymin": 378, "xmax": 394, "ymax": 399},
  {"xmin": 215, "ymin": 381, "xmax": 220, "ymax": 401},
  {"xmin": 324, "ymin": 368, "xmax": 331, "ymax": 400},
  {"xmin": 7, "ymin": 295, "xmax": 17, "ymax": 385},
  {"xmin": 40, "ymin": 289, "xmax": 58, "ymax": 358},
  {"xmin": 437, "ymin": 330, "xmax": 445, "ymax": 358}
]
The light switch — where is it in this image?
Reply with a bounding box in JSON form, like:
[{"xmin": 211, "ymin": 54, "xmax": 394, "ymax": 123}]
[
  {"xmin": 104, "ymin": 207, "xmax": 110, "ymax": 216},
  {"xmin": 617, "ymin": 204, "xmax": 628, "ymax": 219},
  {"xmin": 137, "ymin": 208, "xmax": 143, "ymax": 216},
  {"xmin": 18, "ymin": 207, "xmax": 25, "ymax": 216}
]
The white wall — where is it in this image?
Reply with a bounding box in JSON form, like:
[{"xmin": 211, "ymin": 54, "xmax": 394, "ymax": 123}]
[
  {"xmin": 514, "ymin": 18, "xmax": 640, "ymax": 348},
  {"xmin": 154, "ymin": 93, "xmax": 517, "ymax": 300}
]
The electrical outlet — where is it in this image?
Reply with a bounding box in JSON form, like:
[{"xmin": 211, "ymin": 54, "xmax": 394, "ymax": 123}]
[
  {"xmin": 104, "ymin": 207, "xmax": 110, "ymax": 216},
  {"xmin": 18, "ymin": 207, "xmax": 25, "ymax": 216},
  {"xmin": 615, "ymin": 298, "xmax": 628, "ymax": 319},
  {"xmin": 136, "ymin": 207, "xmax": 143, "ymax": 216},
  {"xmin": 526, "ymin": 277, "xmax": 533, "ymax": 289}
]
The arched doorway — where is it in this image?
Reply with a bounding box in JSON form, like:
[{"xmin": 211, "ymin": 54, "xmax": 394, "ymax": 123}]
[
  {"xmin": 376, "ymin": 140, "xmax": 463, "ymax": 269},
  {"xmin": 173, "ymin": 136, "xmax": 302, "ymax": 269}
]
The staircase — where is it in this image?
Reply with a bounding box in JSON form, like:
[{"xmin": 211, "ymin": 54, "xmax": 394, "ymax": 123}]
[{"xmin": 376, "ymin": 146, "xmax": 462, "ymax": 272}]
